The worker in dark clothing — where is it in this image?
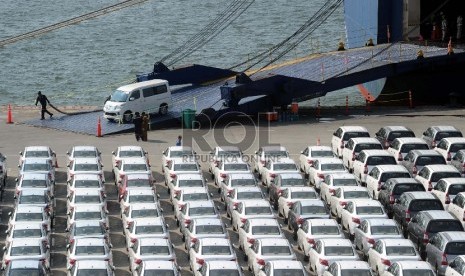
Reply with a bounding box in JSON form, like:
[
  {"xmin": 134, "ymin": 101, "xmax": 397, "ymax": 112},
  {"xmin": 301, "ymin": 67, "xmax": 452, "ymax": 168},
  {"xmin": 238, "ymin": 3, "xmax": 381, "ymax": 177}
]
[
  {"xmin": 133, "ymin": 112, "xmax": 143, "ymax": 141},
  {"xmin": 141, "ymin": 112, "xmax": 149, "ymax": 141},
  {"xmin": 35, "ymin": 91, "xmax": 53, "ymax": 120}
]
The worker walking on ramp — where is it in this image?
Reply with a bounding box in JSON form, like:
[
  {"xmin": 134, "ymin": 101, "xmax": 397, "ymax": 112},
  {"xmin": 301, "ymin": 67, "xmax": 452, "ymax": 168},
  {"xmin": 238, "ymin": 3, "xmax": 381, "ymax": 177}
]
[{"xmin": 35, "ymin": 91, "xmax": 53, "ymax": 120}]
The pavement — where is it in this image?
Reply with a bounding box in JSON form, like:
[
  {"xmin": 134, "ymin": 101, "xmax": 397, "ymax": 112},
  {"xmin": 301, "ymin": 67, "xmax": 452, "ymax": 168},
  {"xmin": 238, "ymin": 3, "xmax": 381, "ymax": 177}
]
[{"xmin": 0, "ymin": 105, "xmax": 465, "ymax": 275}]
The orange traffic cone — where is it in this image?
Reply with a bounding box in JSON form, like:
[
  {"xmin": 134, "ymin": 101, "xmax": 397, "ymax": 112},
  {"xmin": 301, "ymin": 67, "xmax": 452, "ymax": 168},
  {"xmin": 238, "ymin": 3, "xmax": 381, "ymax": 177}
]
[
  {"xmin": 6, "ymin": 104, "xmax": 13, "ymax": 124},
  {"xmin": 97, "ymin": 116, "xmax": 102, "ymax": 137},
  {"xmin": 317, "ymin": 137, "xmax": 321, "ymax": 146}
]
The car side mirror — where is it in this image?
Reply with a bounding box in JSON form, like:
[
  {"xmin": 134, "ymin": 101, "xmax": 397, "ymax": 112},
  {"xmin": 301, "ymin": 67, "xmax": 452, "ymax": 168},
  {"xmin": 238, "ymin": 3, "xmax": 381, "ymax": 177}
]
[
  {"xmin": 66, "ymin": 244, "xmax": 70, "ymax": 250},
  {"xmin": 17, "ymin": 165, "xmax": 20, "ymax": 168},
  {"xmin": 166, "ymin": 224, "xmax": 169, "ymax": 228},
  {"xmin": 411, "ymin": 217, "xmax": 417, "ymax": 223},
  {"xmin": 395, "ymin": 199, "xmax": 400, "ymax": 203},
  {"xmin": 423, "ymin": 131, "xmax": 427, "ymax": 136},
  {"xmin": 15, "ymin": 178, "xmax": 18, "ymax": 182},
  {"xmin": 4, "ymin": 230, "xmax": 9, "ymax": 234},
  {"xmin": 7, "ymin": 212, "xmax": 12, "ymax": 216},
  {"xmin": 300, "ymin": 151, "xmax": 304, "ymax": 154},
  {"xmin": 380, "ymin": 185, "xmax": 386, "ymax": 190},
  {"xmin": 190, "ymin": 243, "xmax": 195, "ymax": 248},
  {"xmin": 66, "ymin": 164, "xmax": 70, "ymax": 168}
]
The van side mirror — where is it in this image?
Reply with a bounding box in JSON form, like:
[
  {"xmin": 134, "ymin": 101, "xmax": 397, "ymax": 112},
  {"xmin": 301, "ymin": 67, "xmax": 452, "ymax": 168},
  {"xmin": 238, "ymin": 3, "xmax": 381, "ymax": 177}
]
[{"xmin": 129, "ymin": 97, "xmax": 135, "ymax": 101}]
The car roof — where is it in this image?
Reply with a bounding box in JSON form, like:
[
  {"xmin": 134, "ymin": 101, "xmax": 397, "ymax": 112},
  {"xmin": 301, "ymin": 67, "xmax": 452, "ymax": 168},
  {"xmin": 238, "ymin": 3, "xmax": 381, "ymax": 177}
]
[
  {"xmin": 328, "ymin": 173, "xmax": 357, "ymax": 180},
  {"xmin": 73, "ymin": 188, "xmax": 102, "ymax": 195},
  {"xmin": 241, "ymin": 199, "xmax": 271, "ymax": 207},
  {"xmin": 440, "ymin": 178, "xmax": 465, "ymax": 185},
  {"xmin": 73, "ymin": 174, "xmax": 101, "ymax": 180},
  {"xmin": 440, "ymin": 137, "xmax": 465, "ymax": 143},
  {"xmin": 318, "ymin": 158, "xmax": 344, "ymax": 164},
  {"xmin": 337, "ymin": 186, "xmax": 369, "ymax": 192},
  {"xmin": 429, "ymin": 125, "xmax": 461, "ymax": 132},
  {"xmin": 176, "ymin": 174, "xmax": 204, "ymax": 180},
  {"xmin": 258, "ymin": 237, "xmax": 290, "ymax": 246},
  {"xmin": 207, "ymin": 260, "xmax": 240, "ymax": 270},
  {"xmin": 298, "ymin": 199, "xmax": 325, "ymax": 207},
  {"xmin": 73, "ymin": 146, "xmax": 98, "ymax": 151},
  {"xmin": 419, "ymin": 210, "xmax": 455, "ymax": 220},
  {"xmin": 248, "ymin": 218, "xmax": 279, "ymax": 226},
  {"xmin": 75, "ymin": 204, "xmax": 103, "ymax": 212},
  {"xmin": 179, "ymin": 187, "xmax": 207, "ymax": 193},
  {"xmin": 126, "ymin": 173, "xmax": 151, "ymax": 180},
  {"xmin": 168, "ymin": 146, "xmax": 193, "ymax": 151},
  {"xmin": 260, "ymin": 146, "xmax": 287, "ymax": 151},
  {"xmin": 308, "ymin": 219, "xmax": 338, "ymax": 226},
  {"xmin": 143, "ymin": 260, "xmax": 176, "ymax": 270},
  {"xmin": 127, "ymin": 189, "xmax": 154, "ymax": 195},
  {"xmin": 11, "ymin": 238, "xmax": 43, "ymax": 246},
  {"xmin": 381, "ymin": 126, "xmax": 413, "ymax": 132},
  {"xmin": 268, "ymin": 260, "xmax": 304, "ymax": 269},
  {"xmin": 139, "ymin": 237, "xmax": 170, "ymax": 246},
  {"xmin": 364, "ymin": 218, "xmax": 397, "ymax": 226},
  {"xmin": 277, "ymin": 173, "xmax": 304, "ymax": 179},
  {"xmin": 393, "ymin": 261, "xmax": 433, "ymax": 270},
  {"xmin": 286, "ymin": 187, "xmax": 317, "ymax": 192},
  {"xmin": 375, "ymin": 165, "xmax": 409, "ymax": 172},
  {"xmin": 19, "ymin": 189, "xmax": 46, "ymax": 195},
  {"xmin": 227, "ymin": 173, "xmax": 255, "ymax": 180},
  {"xmin": 336, "ymin": 260, "xmax": 371, "ymax": 269},
  {"xmin": 308, "ymin": 146, "xmax": 332, "ymax": 151},
  {"xmin": 118, "ymin": 146, "xmax": 144, "ymax": 151},
  {"xmin": 381, "ymin": 239, "xmax": 414, "ymax": 246},
  {"xmin": 338, "ymin": 126, "xmax": 369, "ymax": 132},
  {"xmin": 121, "ymin": 158, "xmax": 148, "ymax": 164},
  {"xmin": 352, "ymin": 199, "xmax": 382, "ymax": 207},
  {"xmin": 320, "ymin": 239, "xmax": 353, "ymax": 246},
  {"xmin": 347, "ymin": 137, "xmax": 380, "ymax": 144},
  {"xmin": 422, "ymin": 164, "xmax": 459, "ymax": 172},
  {"xmin": 74, "ymin": 220, "xmax": 103, "ymax": 227},
  {"xmin": 12, "ymin": 222, "xmax": 42, "ymax": 230},
  {"xmin": 403, "ymin": 191, "xmax": 437, "ymax": 199},
  {"xmin": 130, "ymin": 203, "xmax": 159, "ymax": 210},
  {"xmin": 133, "ymin": 217, "xmax": 164, "ymax": 226},
  {"xmin": 16, "ymin": 205, "xmax": 44, "ymax": 212},
  {"xmin": 187, "ymin": 201, "xmax": 214, "ymax": 208},
  {"xmin": 359, "ymin": 150, "xmax": 393, "ymax": 156},
  {"xmin": 393, "ymin": 137, "xmax": 428, "ymax": 144},
  {"xmin": 386, "ymin": 178, "xmax": 420, "ymax": 184},
  {"xmin": 216, "ymin": 146, "xmax": 241, "ymax": 151},
  {"xmin": 171, "ymin": 159, "xmax": 198, "ymax": 165},
  {"xmin": 75, "ymin": 260, "xmax": 108, "ymax": 269},
  {"xmin": 409, "ymin": 149, "xmax": 443, "ymax": 156},
  {"xmin": 20, "ymin": 173, "xmax": 48, "ymax": 180},
  {"xmin": 198, "ymin": 237, "xmax": 231, "ymax": 246},
  {"xmin": 24, "ymin": 146, "xmax": 50, "ymax": 151},
  {"xmin": 438, "ymin": 231, "xmax": 465, "ymax": 241},
  {"xmin": 9, "ymin": 260, "xmax": 43, "ymax": 269},
  {"xmin": 74, "ymin": 237, "xmax": 106, "ymax": 246},
  {"xmin": 233, "ymin": 186, "xmax": 262, "ymax": 192},
  {"xmin": 193, "ymin": 217, "xmax": 223, "ymax": 225},
  {"xmin": 23, "ymin": 158, "xmax": 50, "ymax": 164}
]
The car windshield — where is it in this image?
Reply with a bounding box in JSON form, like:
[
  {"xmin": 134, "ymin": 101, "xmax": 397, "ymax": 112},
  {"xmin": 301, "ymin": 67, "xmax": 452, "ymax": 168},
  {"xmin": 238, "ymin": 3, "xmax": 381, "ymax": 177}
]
[
  {"xmin": 119, "ymin": 150, "xmax": 143, "ymax": 157},
  {"xmin": 75, "ymin": 180, "xmax": 100, "ymax": 188},
  {"xmin": 400, "ymin": 144, "xmax": 429, "ymax": 153},
  {"xmin": 23, "ymin": 163, "xmax": 50, "ymax": 171},
  {"xmin": 274, "ymin": 163, "xmax": 297, "ymax": 171},
  {"xmin": 366, "ymin": 156, "xmax": 397, "ymax": 166},
  {"xmin": 76, "ymin": 269, "xmax": 109, "ymax": 276},
  {"xmin": 272, "ymin": 270, "xmax": 304, "ymax": 276},
  {"xmin": 333, "ymin": 179, "xmax": 357, "ymax": 186},
  {"xmin": 11, "ymin": 246, "xmax": 41, "ymax": 256},
  {"xmin": 224, "ymin": 164, "xmax": 249, "ymax": 171},
  {"xmin": 19, "ymin": 195, "xmax": 45, "ymax": 204},
  {"xmin": 178, "ymin": 180, "xmax": 204, "ymax": 188},
  {"xmin": 127, "ymin": 179, "xmax": 151, "ymax": 188},
  {"xmin": 410, "ymin": 200, "xmax": 443, "ymax": 211},
  {"xmin": 392, "ymin": 184, "xmax": 425, "ymax": 195},
  {"xmin": 21, "ymin": 179, "xmax": 47, "ymax": 188},
  {"xmin": 124, "ymin": 164, "xmax": 148, "ymax": 171},
  {"xmin": 264, "ymin": 151, "xmax": 288, "ymax": 159},
  {"xmin": 400, "ymin": 270, "xmax": 435, "ymax": 276},
  {"xmin": 301, "ymin": 205, "xmax": 328, "ymax": 215},
  {"xmin": 261, "ymin": 246, "xmax": 291, "ymax": 255},
  {"xmin": 436, "ymin": 131, "xmax": 463, "ymax": 140},
  {"xmin": 75, "ymin": 226, "xmax": 103, "ymax": 236},
  {"xmin": 74, "ymin": 164, "xmax": 99, "ymax": 171},
  {"xmin": 16, "ymin": 213, "xmax": 43, "ymax": 221},
  {"xmin": 450, "ymin": 144, "xmax": 465, "ymax": 152},
  {"xmin": 189, "ymin": 207, "xmax": 215, "ymax": 216},
  {"xmin": 110, "ymin": 90, "xmax": 128, "ymax": 102},
  {"xmin": 370, "ymin": 225, "xmax": 399, "ymax": 235},
  {"xmin": 135, "ymin": 225, "xmax": 164, "ymax": 234},
  {"xmin": 343, "ymin": 132, "xmax": 370, "ymax": 140},
  {"xmin": 170, "ymin": 150, "xmax": 193, "ymax": 158},
  {"xmin": 202, "ymin": 245, "xmax": 231, "ymax": 255},
  {"xmin": 196, "ymin": 225, "xmax": 224, "ymax": 234},
  {"xmin": 245, "ymin": 206, "xmax": 271, "ymax": 215},
  {"xmin": 311, "ymin": 225, "xmax": 340, "ymax": 235},
  {"xmin": 141, "ymin": 270, "xmax": 175, "ymax": 276},
  {"xmin": 129, "ymin": 195, "xmax": 155, "ymax": 203},
  {"xmin": 76, "ymin": 245, "xmax": 105, "ymax": 255},
  {"xmin": 380, "ymin": 172, "xmax": 411, "ymax": 182},
  {"xmin": 13, "ymin": 229, "xmax": 42, "ymax": 238},
  {"xmin": 183, "ymin": 193, "xmax": 208, "ymax": 201},
  {"xmin": 74, "ymin": 150, "xmax": 97, "ymax": 158},
  {"xmin": 344, "ymin": 191, "xmax": 370, "ymax": 199},
  {"xmin": 311, "ymin": 150, "xmax": 334, "ymax": 158},
  {"xmin": 252, "ymin": 226, "xmax": 280, "ymax": 235},
  {"xmin": 230, "ymin": 179, "xmax": 256, "ymax": 187},
  {"xmin": 340, "ymin": 269, "xmax": 372, "ymax": 276},
  {"xmin": 387, "ymin": 131, "xmax": 415, "ymax": 140},
  {"xmin": 25, "ymin": 151, "xmax": 49, "ymax": 158},
  {"xmin": 75, "ymin": 211, "xmax": 102, "ymax": 220},
  {"xmin": 354, "ymin": 143, "xmax": 383, "ymax": 152},
  {"xmin": 173, "ymin": 164, "xmax": 198, "ymax": 171},
  {"xmin": 385, "ymin": 246, "xmax": 416, "ymax": 256},
  {"xmin": 140, "ymin": 245, "xmax": 170, "ymax": 255},
  {"xmin": 9, "ymin": 269, "xmax": 44, "ymax": 276},
  {"xmin": 281, "ymin": 178, "xmax": 305, "ymax": 187},
  {"xmin": 321, "ymin": 164, "xmax": 345, "ymax": 171},
  {"xmin": 449, "ymin": 184, "xmax": 465, "ymax": 195},
  {"xmin": 324, "ymin": 246, "xmax": 354, "ymax": 256},
  {"xmin": 356, "ymin": 206, "xmax": 384, "ymax": 215},
  {"xmin": 431, "ymin": 172, "xmax": 462, "ymax": 182},
  {"xmin": 75, "ymin": 195, "xmax": 101, "ymax": 204},
  {"xmin": 415, "ymin": 156, "xmax": 446, "ymax": 166},
  {"xmin": 427, "ymin": 220, "xmax": 463, "ymax": 233},
  {"xmin": 209, "ymin": 270, "xmax": 240, "ymax": 276},
  {"xmin": 291, "ymin": 191, "xmax": 317, "ymax": 199},
  {"xmin": 132, "ymin": 209, "xmax": 158, "ymax": 218},
  {"xmin": 237, "ymin": 192, "xmax": 262, "ymax": 200},
  {"xmin": 445, "ymin": 242, "xmax": 465, "ymax": 254}
]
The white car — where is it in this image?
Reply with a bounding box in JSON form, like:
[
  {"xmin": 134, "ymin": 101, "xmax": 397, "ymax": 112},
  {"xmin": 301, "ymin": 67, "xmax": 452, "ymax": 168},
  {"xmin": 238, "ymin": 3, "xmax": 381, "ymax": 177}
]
[
  {"xmin": 341, "ymin": 137, "xmax": 383, "ymax": 172},
  {"xmin": 447, "ymin": 192, "xmax": 465, "ymax": 228},
  {"xmin": 287, "ymin": 199, "xmax": 331, "ymax": 235},
  {"xmin": 18, "ymin": 158, "xmax": 55, "ymax": 183},
  {"xmin": 208, "ymin": 146, "xmax": 243, "ymax": 174},
  {"xmin": 331, "ymin": 126, "xmax": 370, "ymax": 158},
  {"xmin": 421, "ymin": 125, "xmax": 463, "ymax": 149},
  {"xmin": 219, "ymin": 172, "xmax": 258, "ymax": 195},
  {"xmin": 66, "ymin": 220, "xmax": 109, "ymax": 245},
  {"xmin": 353, "ymin": 149, "xmax": 398, "ymax": 185},
  {"xmin": 177, "ymin": 201, "xmax": 219, "ymax": 232},
  {"xmin": 223, "ymin": 186, "xmax": 264, "ymax": 217},
  {"xmin": 66, "ymin": 145, "xmax": 102, "ymax": 165},
  {"xmin": 238, "ymin": 218, "xmax": 283, "ymax": 251},
  {"xmin": 381, "ymin": 260, "xmax": 435, "ymax": 276},
  {"xmin": 387, "ymin": 138, "xmax": 429, "ymax": 163},
  {"xmin": 308, "ymin": 158, "xmax": 347, "ymax": 189},
  {"xmin": 296, "ymin": 219, "xmax": 345, "ymax": 259},
  {"xmin": 67, "ymin": 157, "xmax": 104, "ymax": 182},
  {"xmin": 5, "ymin": 222, "xmax": 50, "ymax": 246},
  {"xmin": 67, "ymin": 188, "xmax": 106, "ymax": 214},
  {"xmin": 181, "ymin": 217, "xmax": 228, "ymax": 250},
  {"xmin": 0, "ymin": 152, "xmax": 7, "ymax": 187},
  {"xmin": 365, "ymin": 165, "xmax": 411, "ymax": 200},
  {"xmin": 323, "ymin": 261, "xmax": 372, "ymax": 276},
  {"xmin": 67, "ymin": 204, "xmax": 109, "ymax": 232},
  {"xmin": 124, "ymin": 217, "xmax": 169, "ymax": 247},
  {"xmin": 367, "ymin": 239, "xmax": 421, "ymax": 274},
  {"xmin": 230, "ymin": 199, "xmax": 275, "ymax": 231},
  {"xmin": 340, "ymin": 199, "xmax": 388, "ymax": 237},
  {"xmin": 15, "ymin": 173, "xmax": 54, "ymax": 199},
  {"xmin": 164, "ymin": 160, "xmax": 201, "ymax": 186},
  {"xmin": 121, "ymin": 203, "xmax": 164, "ymax": 231},
  {"xmin": 329, "ymin": 186, "xmax": 371, "ymax": 220},
  {"xmin": 114, "ymin": 157, "xmax": 151, "ymax": 185},
  {"xmin": 414, "ymin": 164, "xmax": 462, "ymax": 191},
  {"xmin": 19, "ymin": 146, "xmax": 57, "ymax": 168},
  {"xmin": 261, "ymin": 158, "xmax": 299, "ymax": 187},
  {"xmin": 308, "ymin": 239, "xmax": 359, "ymax": 275},
  {"xmin": 162, "ymin": 146, "xmax": 196, "ymax": 172},
  {"xmin": 258, "ymin": 260, "xmax": 307, "ymax": 276},
  {"xmin": 189, "ymin": 238, "xmax": 236, "ymax": 273},
  {"xmin": 431, "ymin": 178, "xmax": 465, "ymax": 209},
  {"xmin": 319, "ymin": 173, "xmax": 358, "ymax": 204},
  {"xmin": 168, "ymin": 173, "xmax": 206, "ymax": 197},
  {"xmin": 66, "ymin": 237, "xmax": 112, "ymax": 269},
  {"xmin": 299, "ymin": 145, "xmax": 335, "ymax": 177},
  {"xmin": 132, "ymin": 260, "xmax": 180, "ymax": 276},
  {"xmin": 444, "ymin": 256, "xmax": 465, "ymax": 276},
  {"xmin": 353, "ymin": 218, "xmax": 403, "ymax": 257},
  {"xmin": 2, "ymin": 238, "xmax": 50, "ymax": 270},
  {"xmin": 434, "ymin": 137, "xmax": 465, "ymax": 162},
  {"xmin": 67, "ymin": 260, "xmax": 115, "ymax": 276},
  {"xmin": 253, "ymin": 146, "xmax": 289, "ymax": 176},
  {"xmin": 67, "ymin": 174, "xmax": 105, "ymax": 198},
  {"xmin": 8, "ymin": 205, "xmax": 51, "ymax": 232},
  {"xmin": 15, "ymin": 189, "xmax": 54, "ymax": 216},
  {"xmin": 245, "ymin": 237, "xmax": 296, "ymax": 275},
  {"xmin": 172, "ymin": 187, "xmax": 211, "ymax": 220},
  {"xmin": 198, "ymin": 260, "xmax": 243, "ymax": 276},
  {"xmin": 112, "ymin": 145, "xmax": 149, "ymax": 171},
  {"xmin": 120, "ymin": 188, "xmax": 157, "ymax": 210},
  {"xmin": 128, "ymin": 238, "xmax": 175, "ymax": 272},
  {"xmin": 212, "ymin": 160, "xmax": 250, "ymax": 186},
  {"xmin": 277, "ymin": 186, "xmax": 318, "ymax": 222}
]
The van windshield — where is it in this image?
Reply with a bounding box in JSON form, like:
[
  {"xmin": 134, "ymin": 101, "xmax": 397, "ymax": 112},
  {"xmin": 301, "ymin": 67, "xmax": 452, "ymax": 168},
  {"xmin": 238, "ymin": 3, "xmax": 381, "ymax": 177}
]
[{"xmin": 110, "ymin": 90, "xmax": 128, "ymax": 102}]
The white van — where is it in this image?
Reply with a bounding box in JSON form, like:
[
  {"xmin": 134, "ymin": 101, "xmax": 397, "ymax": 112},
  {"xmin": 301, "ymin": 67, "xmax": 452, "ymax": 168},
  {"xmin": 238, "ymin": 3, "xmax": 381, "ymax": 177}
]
[{"xmin": 103, "ymin": 79, "xmax": 171, "ymax": 122}]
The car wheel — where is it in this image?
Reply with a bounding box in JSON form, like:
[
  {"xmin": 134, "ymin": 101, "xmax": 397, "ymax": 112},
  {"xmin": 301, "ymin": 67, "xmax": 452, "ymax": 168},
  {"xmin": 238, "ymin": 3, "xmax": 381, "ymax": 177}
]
[
  {"xmin": 123, "ymin": 111, "xmax": 133, "ymax": 123},
  {"xmin": 159, "ymin": 104, "xmax": 168, "ymax": 115}
]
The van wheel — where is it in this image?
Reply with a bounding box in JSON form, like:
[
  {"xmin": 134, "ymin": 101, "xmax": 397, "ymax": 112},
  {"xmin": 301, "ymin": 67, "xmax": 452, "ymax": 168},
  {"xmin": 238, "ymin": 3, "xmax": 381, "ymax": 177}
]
[
  {"xmin": 159, "ymin": 104, "xmax": 168, "ymax": 115},
  {"xmin": 123, "ymin": 111, "xmax": 133, "ymax": 123}
]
